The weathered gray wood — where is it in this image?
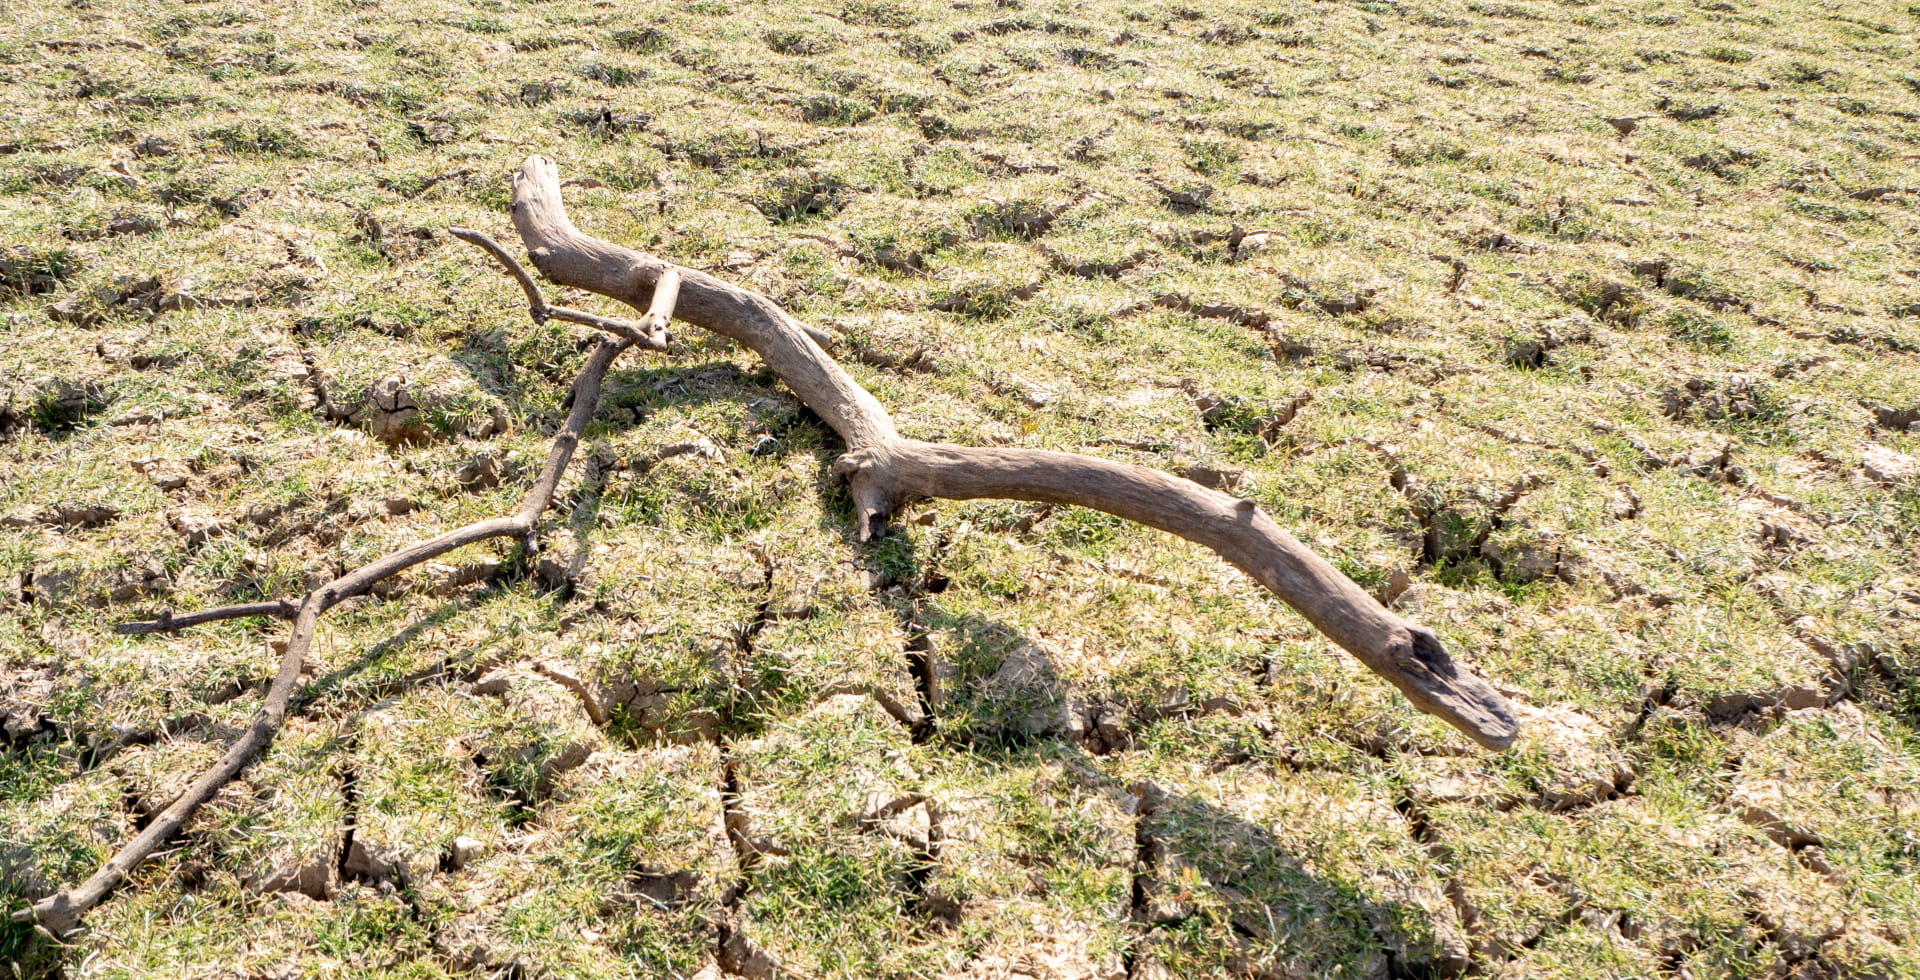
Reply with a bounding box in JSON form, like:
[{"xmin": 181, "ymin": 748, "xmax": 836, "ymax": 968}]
[{"xmin": 507, "ymin": 153, "xmax": 1519, "ymax": 751}]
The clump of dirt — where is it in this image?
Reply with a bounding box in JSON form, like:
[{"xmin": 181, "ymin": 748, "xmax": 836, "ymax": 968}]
[
  {"xmin": 747, "ymin": 170, "xmax": 848, "ymax": 223},
  {"xmin": 321, "ymin": 374, "xmax": 508, "ymax": 445},
  {"xmin": 1680, "ymin": 147, "xmax": 1764, "ymax": 180},
  {"xmin": 45, "ymin": 274, "xmax": 263, "ymax": 327},
  {"xmin": 1865, "ymin": 402, "xmax": 1919, "ymax": 433},
  {"xmin": 2, "ymin": 377, "xmax": 109, "ymax": 436},
  {"xmin": 968, "ymin": 196, "xmax": 1073, "ymax": 239},
  {"xmin": 0, "ymin": 245, "xmax": 80, "ymax": 297},
  {"xmin": 1, "ymin": 666, "xmax": 59, "ymax": 744},
  {"xmin": 1183, "ymin": 381, "xmax": 1311, "ymax": 442},
  {"xmin": 1628, "ymin": 258, "xmax": 1751, "ymax": 311},
  {"xmin": 1502, "ymin": 317, "xmax": 1592, "ymax": 369},
  {"xmin": 1657, "ymin": 376, "xmax": 1781, "ymax": 425},
  {"xmin": 1399, "ymin": 473, "xmax": 1544, "ymax": 569},
  {"xmin": 29, "ymin": 556, "xmax": 169, "ymax": 608},
  {"xmin": 1555, "ymin": 271, "xmax": 1647, "ymax": 325}
]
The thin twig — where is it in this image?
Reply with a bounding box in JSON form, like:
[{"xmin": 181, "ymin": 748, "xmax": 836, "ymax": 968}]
[
  {"xmin": 449, "ymin": 226, "xmax": 671, "ymax": 349},
  {"xmin": 449, "ymin": 225, "xmax": 545, "ymax": 310},
  {"xmin": 18, "ymin": 239, "xmax": 681, "ymax": 938},
  {"xmin": 116, "ymin": 599, "xmax": 299, "ymax": 636}
]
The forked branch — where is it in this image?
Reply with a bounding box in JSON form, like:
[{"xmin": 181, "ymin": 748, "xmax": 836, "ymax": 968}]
[
  {"xmin": 506, "ymin": 154, "xmax": 1519, "ymax": 750},
  {"xmin": 17, "ymin": 157, "xmax": 1518, "ymax": 939},
  {"xmin": 15, "ymin": 249, "xmax": 681, "ymax": 938}
]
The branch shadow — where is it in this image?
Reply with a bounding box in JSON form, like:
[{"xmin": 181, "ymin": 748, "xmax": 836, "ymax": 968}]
[
  {"xmin": 17, "ymin": 309, "xmax": 1463, "ymax": 978},
  {"xmin": 292, "ymin": 592, "xmax": 491, "ymax": 711},
  {"xmin": 911, "ymin": 607, "xmax": 1472, "ymax": 978}
]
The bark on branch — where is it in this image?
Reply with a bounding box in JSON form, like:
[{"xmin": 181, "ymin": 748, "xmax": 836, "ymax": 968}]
[{"xmin": 506, "ymin": 154, "xmax": 1519, "ymax": 750}]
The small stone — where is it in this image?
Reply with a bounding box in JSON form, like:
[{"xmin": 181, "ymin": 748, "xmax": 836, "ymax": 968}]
[
  {"xmin": 49, "ymin": 502, "xmax": 119, "ymax": 527},
  {"xmin": 342, "ymin": 838, "xmax": 399, "ymax": 884},
  {"xmin": 104, "ymin": 214, "xmax": 159, "ymax": 237},
  {"xmin": 171, "ymin": 511, "xmax": 226, "ymax": 544},
  {"xmin": 447, "ymin": 835, "xmax": 486, "ymax": 870},
  {"xmin": 45, "ymin": 297, "xmax": 99, "ymax": 327},
  {"xmin": 133, "ymin": 458, "xmax": 190, "ymax": 490},
  {"xmin": 454, "ymin": 452, "xmax": 507, "ymax": 491},
  {"xmin": 1861, "ymin": 444, "xmax": 1917, "ymax": 485},
  {"xmin": 719, "ymin": 931, "xmax": 779, "ymax": 980},
  {"xmin": 248, "ymin": 849, "xmax": 337, "ymax": 900}
]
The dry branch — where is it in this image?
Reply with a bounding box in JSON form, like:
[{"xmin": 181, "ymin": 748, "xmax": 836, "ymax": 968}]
[
  {"xmin": 17, "ymin": 156, "xmax": 1519, "ymax": 938},
  {"xmin": 505, "ymin": 154, "xmax": 1519, "ymax": 750},
  {"xmin": 14, "ymin": 248, "xmax": 681, "ymax": 938}
]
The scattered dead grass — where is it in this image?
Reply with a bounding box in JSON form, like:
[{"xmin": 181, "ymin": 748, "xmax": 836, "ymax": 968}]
[{"xmin": 4, "ymin": 0, "xmax": 1920, "ymax": 975}]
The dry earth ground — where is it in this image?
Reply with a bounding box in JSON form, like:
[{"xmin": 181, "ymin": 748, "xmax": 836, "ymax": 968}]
[{"xmin": 3, "ymin": 0, "xmax": 1920, "ymax": 976}]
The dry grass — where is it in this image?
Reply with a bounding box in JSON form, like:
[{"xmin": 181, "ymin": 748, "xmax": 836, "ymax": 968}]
[{"xmin": 3, "ymin": 0, "xmax": 1920, "ymax": 976}]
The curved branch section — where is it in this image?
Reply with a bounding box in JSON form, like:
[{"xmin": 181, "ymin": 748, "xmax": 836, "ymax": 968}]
[
  {"xmin": 836, "ymin": 441, "xmax": 1515, "ymax": 743},
  {"xmin": 510, "ymin": 155, "xmax": 898, "ymax": 450},
  {"xmin": 508, "ymin": 155, "xmax": 1519, "ymax": 750}
]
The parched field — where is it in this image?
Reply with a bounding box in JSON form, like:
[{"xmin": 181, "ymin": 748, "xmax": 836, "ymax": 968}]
[{"xmin": 3, "ymin": 0, "xmax": 1919, "ymax": 976}]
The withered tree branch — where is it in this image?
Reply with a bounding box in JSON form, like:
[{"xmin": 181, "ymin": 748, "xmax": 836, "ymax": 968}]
[{"xmin": 21, "ymin": 153, "xmax": 1522, "ymax": 938}]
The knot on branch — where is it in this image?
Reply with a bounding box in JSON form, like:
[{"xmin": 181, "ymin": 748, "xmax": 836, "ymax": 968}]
[
  {"xmin": 17, "ymin": 890, "xmax": 81, "ymax": 937},
  {"xmin": 833, "ymin": 449, "xmax": 905, "ymax": 543}
]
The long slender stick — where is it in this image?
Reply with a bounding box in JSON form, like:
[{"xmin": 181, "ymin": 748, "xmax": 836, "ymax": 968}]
[
  {"xmin": 506, "ymin": 154, "xmax": 1519, "ymax": 750},
  {"xmin": 17, "ymin": 253, "xmax": 681, "ymax": 938},
  {"xmin": 15, "ymin": 592, "xmax": 326, "ymax": 937}
]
